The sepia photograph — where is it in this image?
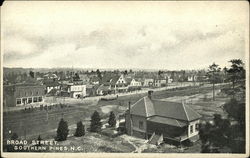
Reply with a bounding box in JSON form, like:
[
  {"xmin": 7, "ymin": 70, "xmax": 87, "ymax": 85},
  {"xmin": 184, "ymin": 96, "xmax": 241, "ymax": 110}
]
[{"xmin": 1, "ymin": 1, "xmax": 249, "ymax": 157}]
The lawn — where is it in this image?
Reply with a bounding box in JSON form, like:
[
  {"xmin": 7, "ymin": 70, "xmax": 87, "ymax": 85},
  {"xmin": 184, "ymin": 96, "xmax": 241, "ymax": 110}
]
[{"xmin": 3, "ymin": 83, "xmax": 230, "ymax": 152}]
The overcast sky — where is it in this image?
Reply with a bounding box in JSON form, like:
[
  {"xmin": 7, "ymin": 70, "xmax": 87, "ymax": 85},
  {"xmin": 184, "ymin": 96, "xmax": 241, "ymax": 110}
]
[{"xmin": 1, "ymin": 1, "xmax": 249, "ymax": 70}]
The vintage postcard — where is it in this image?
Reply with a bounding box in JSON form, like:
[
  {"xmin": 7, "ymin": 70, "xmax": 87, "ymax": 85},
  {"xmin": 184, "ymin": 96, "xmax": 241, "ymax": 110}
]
[{"xmin": 1, "ymin": 1, "xmax": 249, "ymax": 158}]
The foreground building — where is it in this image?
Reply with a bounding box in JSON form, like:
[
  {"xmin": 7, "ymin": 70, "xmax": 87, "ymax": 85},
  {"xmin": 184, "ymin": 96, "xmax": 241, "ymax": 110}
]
[
  {"xmin": 125, "ymin": 91, "xmax": 201, "ymax": 145},
  {"xmin": 3, "ymin": 83, "xmax": 45, "ymax": 107}
]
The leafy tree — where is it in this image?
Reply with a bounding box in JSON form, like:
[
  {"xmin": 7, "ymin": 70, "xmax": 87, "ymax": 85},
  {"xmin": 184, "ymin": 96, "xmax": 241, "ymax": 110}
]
[
  {"xmin": 74, "ymin": 121, "xmax": 85, "ymax": 137},
  {"xmin": 158, "ymin": 70, "xmax": 163, "ymax": 77},
  {"xmin": 108, "ymin": 111, "xmax": 116, "ymax": 127},
  {"xmin": 207, "ymin": 63, "xmax": 221, "ymax": 101},
  {"xmin": 73, "ymin": 73, "xmax": 80, "ymax": 81},
  {"xmin": 224, "ymin": 98, "xmax": 245, "ymax": 132},
  {"xmin": 96, "ymin": 69, "xmax": 102, "ymax": 80},
  {"xmin": 29, "ymin": 71, "xmax": 35, "ymax": 78},
  {"xmin": 227, "ymin": 59, "xmax": 245, "ymax": 97},
  {"xmin": 199, "ymin": 114, "xmax": 231, "ymax": 153},
  {"xmin": 124, "ymin": 70, "xmax": 128, "ymax": 75},
  {"xmin": 56, "ymin": 118, "xmax": 69, "ymax": 141},
  {"xmin": 90, "ymin": 111, "xmax": 102, "ymax": 132}
]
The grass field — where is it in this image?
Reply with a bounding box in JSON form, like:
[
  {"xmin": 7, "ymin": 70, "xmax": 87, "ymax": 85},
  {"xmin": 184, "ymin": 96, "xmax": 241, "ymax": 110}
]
[{"xmin": 3, "ymin": 83, "xmax": 231, "ymax": 152}]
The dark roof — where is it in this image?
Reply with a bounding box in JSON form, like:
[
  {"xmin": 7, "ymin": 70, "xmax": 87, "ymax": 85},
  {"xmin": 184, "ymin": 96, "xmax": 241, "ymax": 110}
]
[
  {"xmin": 43, "ymin": 81, "xmax": 59, "ymax": 87},
  {"xmin": 148, "ymin": 116, "xmax": 187, "ymax": 127},
  {"xmin": 130, "ymin": 96, "xmax": 201, "ymax": 122},
  {"xmin": 90, "ymin": 76, "xmax": 100, "ymax": 82},
  {"xmin": 101, "ymin": 74, "xmax": 124, "ymax": 86},
  {"xmin": 110, "ymin": 75, "xmax": 121, "ymax": 85},
  {"xmin": 125, "ymin": 78, "xmax": 133, "ymax": 84},
  {"xmin": 97, "ymin": 84, "xmax": 110, "ymax": 91}
]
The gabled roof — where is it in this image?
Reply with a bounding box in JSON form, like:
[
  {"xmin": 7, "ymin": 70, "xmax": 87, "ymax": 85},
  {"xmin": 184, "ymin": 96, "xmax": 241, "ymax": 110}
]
[
  {"xmin": 110, "ymin": 75, "xmax": 121, "ymax": 85},
  {"xmin": 148, "ymin": 116, "xmax": 187, "ymax": 127},
  {"xmin": 44, "ymin": 73, "xmax": 58, "ymax": 78},
  {"xmin": 43, "ymin": 81, "xmax": 59, "ymax": 87},
  {"xmin": 97, "ymin": 84, "xmax": 110, "ymax": 91},
  {"xmin": 125, "ymin": 78, "xmax": 133, "ymax": 84},
  {"xmin": 130, "ymin": 96, "xmax": 201, "ymax": 122}
]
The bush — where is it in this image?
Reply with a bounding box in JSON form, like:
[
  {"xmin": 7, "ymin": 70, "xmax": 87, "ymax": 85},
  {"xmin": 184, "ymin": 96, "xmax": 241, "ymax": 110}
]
[
  {"xmin": 55, "ymin": 118, "xmax": 69, "ymax": 141},
  {"xmin": 74, "ymin": 121, "xmax": 85, "ymax": 137}
]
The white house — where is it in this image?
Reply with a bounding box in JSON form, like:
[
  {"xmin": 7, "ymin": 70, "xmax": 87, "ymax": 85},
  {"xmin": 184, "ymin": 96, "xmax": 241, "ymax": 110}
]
[
  {"xmin": 43, "ymin": 81, "xmax": 60, "ymax": 94},
  {"xmin": 167, "ymin": 76, "xmax": 173, "ymax": 84},
  {"xmin": 188, "ymin": 75, "xmax": 197, "ymax": 82},
  {"xmin": 129, "ymin": 79, "xmax": 142, "ymax": 87},
  {"xmin": 143, "ymin": 78, "xmax": 154, "ymax": 87},
  {"xmin": 68, "ymin": 84, "xmax": 87, "ymax": 98}
]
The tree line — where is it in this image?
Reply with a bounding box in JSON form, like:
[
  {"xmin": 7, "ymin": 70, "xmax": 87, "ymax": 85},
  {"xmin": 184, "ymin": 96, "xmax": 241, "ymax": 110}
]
[{"xmin": 200, "ymin": 59, "xmax": 246, "ymax": 153}]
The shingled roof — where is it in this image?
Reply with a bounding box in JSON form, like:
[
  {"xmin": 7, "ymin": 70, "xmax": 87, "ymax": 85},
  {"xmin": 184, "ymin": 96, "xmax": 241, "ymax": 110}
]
[{"xmin": 130, "ymin": 96, "xmax": 201, "ymax": 122}]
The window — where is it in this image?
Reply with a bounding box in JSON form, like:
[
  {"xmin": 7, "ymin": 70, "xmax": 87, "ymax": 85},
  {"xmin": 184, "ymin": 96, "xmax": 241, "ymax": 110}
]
[
  {"xmin": 38, "ymin": 96, "xmax": 43, "ymax": 102},
  {"xmin": 22, "ymin": 98, "xmax": 27, "ymax": 104},
  {"xmin": 16, "ymin": 99, "xmax": 21, "ymax": 104},
  {"xmin": 28, "ymin": 98, "xmax": 32, "ymax": 103},
  {"xmin": 33, "ymin": 97, "xmax": 38, "ymax": 102},
  {"xmin": 139, "ymin": 121, "xmax": 144, "ymax": 130},
  {"xmin": 190, "ymin": 125, "xmax": 193, "ymax": 134},
  {"xmin": 36, "ymin": 91, "xmax": 39, "ymax": 95},
  {"xmin": 195, "ymin": 124, "xmax": 199, "ymax": 131}
]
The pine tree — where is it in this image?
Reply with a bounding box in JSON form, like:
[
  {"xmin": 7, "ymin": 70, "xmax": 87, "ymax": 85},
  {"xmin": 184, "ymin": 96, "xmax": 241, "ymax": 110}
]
[
  {"xmin": 36, "ymin": 135, "xmax": 42, "ymax": 146},
  {"xmin": 74, "ymin": 121, "xmax": 85, "ymax": 137},
  {"xmin": 11, "ymin": 133, "xmax": 18, "ymax": 140},
  {"xmin": 90, "ymin": 111, "xmax": 102, "ymax": 132},
  {"xmin": 108, "ymin": 111, "xmax": 116, "ymax": 127},
  {"xmin": 56, "ymin": 118, "xmax": 69, "ymax": 141},
  {"xmin": 7, "ymin": 133, "xmax": 19, "ymax": 152}
]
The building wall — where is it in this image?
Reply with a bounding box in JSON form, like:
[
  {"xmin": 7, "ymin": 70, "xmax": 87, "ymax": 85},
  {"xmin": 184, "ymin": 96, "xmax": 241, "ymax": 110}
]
[
  {"xmin": 143, "ymin": 79, "xmax": 154, "ymax": 87},
  {"xmin": 131, "ymin": 115, "xmax": 147, "ymax": 132},
  {"xmin": 116, "ymin": 75, "xmax": 126, "ymax": 84},
  {"xmin": 3, "ymin": 92, "xmax": 15, "ymax": 107},
  {"xmin": 147, "ymin": 121, "xmax": 187, "ymax": 139},
  {"xmin": 69, "ymin": 85, "xmax": 86, "ymax": 98},
  {"xmin": 46, "ymin": 86, "xmax": 60, "ymax": 93},
  {"xmin": 15, "ymin": 86, "xmax": 45, "ymax": 106},
  {"xmin": 130, "ymin": 79, "xmax": 142, "ymax": 87},
  {"xmin": 188, "ymin": 119, "xmax": 200, "ymax": 138},
  {"xmin": 4, "ymin": 85, "xmax": 45, "ymax": 107},
  {"xmin": 125, "ymin": 112, "xmax": 147, "ymax": 138}
]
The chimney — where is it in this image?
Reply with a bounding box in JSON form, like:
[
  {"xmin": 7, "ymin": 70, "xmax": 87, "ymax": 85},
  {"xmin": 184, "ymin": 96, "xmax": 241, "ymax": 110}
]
[
  {"xmin": 148, "ymin": 90, "xmax": 153, "ymax": 99},
  {"xmin": 128, "ymin": 101, "xmax": 131, "ymax": 112}
]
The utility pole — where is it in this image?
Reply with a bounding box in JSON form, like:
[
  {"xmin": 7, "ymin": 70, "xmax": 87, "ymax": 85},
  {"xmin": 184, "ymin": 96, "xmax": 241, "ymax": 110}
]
[{"xmin": 212, "ymin": 71, "xmax": 215, "ymax": 101}]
